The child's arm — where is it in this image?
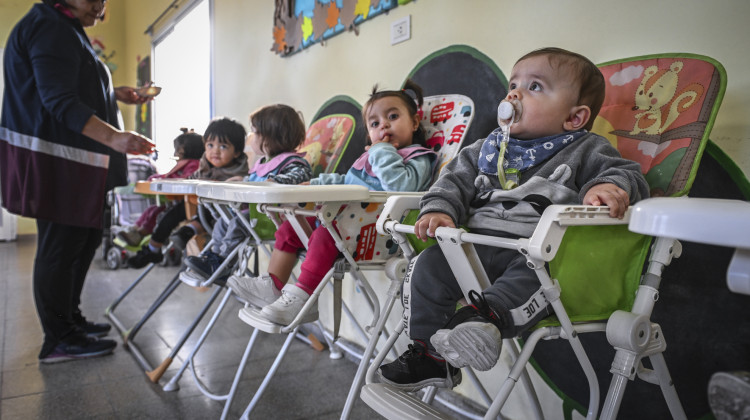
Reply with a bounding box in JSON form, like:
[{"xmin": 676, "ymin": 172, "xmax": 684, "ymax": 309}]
[
  {"xmin": 367, "ymin": 142, "xmax": 433, "ymax": 192},
  {"xmin": 414, "ymin": 212, "xmax": 455, "ymax": 241},
  {"xmin": 267, "ymin": 161, "xmax": 313, "ymax": 185},
  {"xmin": 311, "ymin": 172, "xmax": 346, "ymax": 185}
]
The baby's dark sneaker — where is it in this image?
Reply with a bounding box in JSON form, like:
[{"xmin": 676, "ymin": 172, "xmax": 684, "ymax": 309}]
[
  {"xmin": 169, "ymin": 225, "xmax": 195, "ymax": 251},
  {"xmin": 128, "ymin": 245, "xmax": 163, "ymax": 268},
  {"xmin": 378, "ymin": 341, "xmax": 461, "ymax": 392},
  {"xmin": 184, "ymin": 251, "xmax": 226, "ymax": 281},
  {"xmin": 430, "ymin": 290, "xmax": 505, "ymax": 371}
]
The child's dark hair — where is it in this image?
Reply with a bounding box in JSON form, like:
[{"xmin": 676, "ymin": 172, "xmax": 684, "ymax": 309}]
[
  {"xmin": 203, "ymin": 117, "xmax": 246, "ymax": 156},
  {"xmin": 362, "ymin": 79, "xmax": 427, "ymax": 146},
  {"xmin": 516, "ymin": 47, "xmax": 605, "ymax": 130},
  {"xmin": 173, "ymin": 128, "xmax": 204, "ymax": 160},
  {"xmin": 249, "ymin": 104, "xmax": 306, "ymax": 157}
]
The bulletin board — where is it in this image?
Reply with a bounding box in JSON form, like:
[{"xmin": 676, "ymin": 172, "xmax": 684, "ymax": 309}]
[{"xmin": 272, "ymin": 0, "xmax": 400, "ymax": 56}]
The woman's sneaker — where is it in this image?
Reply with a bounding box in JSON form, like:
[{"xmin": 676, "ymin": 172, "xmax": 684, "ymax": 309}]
[
  {"xmin": 430, "ymin": 290, "xmax": 505, "ymax": 371},
  {"xmin": 378, "ymin": 341, "xmax": 461, "ymax": 392},
  {"xmin": 227, "ymin": 274, "xmax": 281, "ymax": 308},
  {"xmin": 259, "ymin": 285, "xmax": 318, "ymax": 325},
  {"xmin": 40, "ymin": 336, "xmax": 117, "ymax": 364}
]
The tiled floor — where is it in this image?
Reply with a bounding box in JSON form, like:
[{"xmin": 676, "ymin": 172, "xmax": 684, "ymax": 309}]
[{"xmin": 0, "ymin": 234, "xmax": 383, "ymax": 419}]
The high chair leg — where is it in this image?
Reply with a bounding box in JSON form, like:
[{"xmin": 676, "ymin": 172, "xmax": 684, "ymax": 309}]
[
  {"xmin": 239, "ymin": 327, "xmax": 300, "ymax": 420},
  {"xmin": 163, "ymin": 285, "xmax": 236, "ymax": 392},
  {"xmin": 145, "ymin": 285, "xmax": 224, "ymax": 382},
  {"xmin": 221, "ymin": 327, "xmax": 262, "ymax": 420}
]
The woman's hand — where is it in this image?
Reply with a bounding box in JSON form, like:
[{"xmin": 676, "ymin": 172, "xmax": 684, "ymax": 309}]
[
  {"xmin": 115, "ymin": 86, "xmax": 152, "ymax": 105},
  {"xmin": 110, "ymin": 131, "xmax": 155, "ymax": 155}
]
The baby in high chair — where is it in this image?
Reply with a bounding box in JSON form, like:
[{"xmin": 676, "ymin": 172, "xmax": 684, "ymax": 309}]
[
  {"xmin": 377, "ymin": 47, "xmax": 650, "ymax": 391},
  {"xmin": 182, "ymin": 104, "xmax": 312, "ymax": 282},
  {"xmin": 228, "ymin": 79, "xmax": 438, "ymax": 325}
]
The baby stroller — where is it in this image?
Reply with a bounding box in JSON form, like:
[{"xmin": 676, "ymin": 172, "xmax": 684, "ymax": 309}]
[{"xmin": 102, "ymin": 156, "xmax": 181, "ymax": 269}]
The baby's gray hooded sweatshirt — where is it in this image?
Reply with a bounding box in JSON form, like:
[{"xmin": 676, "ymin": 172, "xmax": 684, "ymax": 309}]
[{"xmin": 419, "ymin": 131, "xmax": 650, "ymax": 237}]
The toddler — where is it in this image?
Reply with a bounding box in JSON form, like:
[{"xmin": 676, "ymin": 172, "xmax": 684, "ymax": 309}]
[
  {"xmin": 182, "ymin": 104, "xmax": 312, "ymax": 282},
  {"xmin": 228, "ymin": 79, "xmax": 438, "ymax": 325},
  {"xmin": 377, "ymin": 48, "xmax": 650, "ymax": 391},
  {"xmin": 129, "ymin": 117, "xmax": 249, "ymax": 268},
  {"xmin": 116, "ymin": 128, "xmax": 204, "ymax": 247}
]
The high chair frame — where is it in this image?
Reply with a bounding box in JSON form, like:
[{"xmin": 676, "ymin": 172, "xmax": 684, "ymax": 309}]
[
  {"xmin": 183, "ymin": 92, "xmax": 477, "ymax": 418},
  {"xmin": 105, "ymin": 179, "xmax": 237, "ymax": 381},
  {"xmin": 362, "ymin": 199, "xmax": 685, "ymax": 420},
  {"xmin": 359, "ymin": 52, "xmax": 726, "ymax": 419}
]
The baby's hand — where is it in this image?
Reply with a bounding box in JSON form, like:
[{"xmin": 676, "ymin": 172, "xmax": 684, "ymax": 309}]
[
  {"xmin": 226, "ymin": 175, "xmax": 244, "ymax": 182},
  {"xmin": 583, "ymin": 183, "xmax": 630, "ymax": 218},
  {"xmin": 414, "ymin": 212, "xmax": 455, "ymax": 241}
]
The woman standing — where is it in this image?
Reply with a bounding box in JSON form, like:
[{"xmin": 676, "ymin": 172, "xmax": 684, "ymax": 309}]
[{"xmin": 0, "ymin": 0, "xmax": 155, "ymax": 363}]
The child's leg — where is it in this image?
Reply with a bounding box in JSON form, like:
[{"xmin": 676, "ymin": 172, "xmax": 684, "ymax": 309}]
[
  {"xmin": 227, "ymin": 217, "xmax": 308, "ymax": 307},
  {"xmin": 129, "ymin": 201, "xmax": 187, "ymax": 268},
  {"xmin": 259, "ymin": 222, "xmax": 341, "ymax": 325},
  {"xmin": 430, "ymin": 249, "xmax": 549, "ymax": 372}
]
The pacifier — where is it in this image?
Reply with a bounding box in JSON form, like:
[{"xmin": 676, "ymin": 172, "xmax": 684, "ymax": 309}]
[{"xmin": 497, "ymin": 99, "xmax": 522, "ymax": 126}]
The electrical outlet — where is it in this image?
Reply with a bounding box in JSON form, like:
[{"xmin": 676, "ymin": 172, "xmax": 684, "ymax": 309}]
[{"xmin": 391, "ymin": 15, "xmax": 411, "ymax": 45}]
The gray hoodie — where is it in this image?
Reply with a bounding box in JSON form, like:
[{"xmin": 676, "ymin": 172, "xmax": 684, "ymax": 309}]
[{"xmin": 419, "ymin": 132, "xmax": 650, "ymax": 237}]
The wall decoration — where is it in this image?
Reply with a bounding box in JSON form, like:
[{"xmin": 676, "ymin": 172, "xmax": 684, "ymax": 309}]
[
  {"xmin": 135, "ymin": 56, "xmax": 152, "ymax": 138},
  {"xmin": 273, "ymin": 0, "xmax": 398, "ymax": 57},
  {"xmin": 91, "ymin": 37, "xmax": 117, "ymax": 73}
]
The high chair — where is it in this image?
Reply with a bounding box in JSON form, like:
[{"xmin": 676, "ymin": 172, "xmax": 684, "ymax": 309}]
[
  {"xmin": 360, "ymin": 53, "xmax": 726, "ymax": 419},
  {"xmin": 158, "ymin": 112, "xmax": 361, "ymax": 405},
  {"xmin": 103, "ymin": 111, "xmax": 359, "ymax": 385},
  {"xmin": 191, "ymin": 94, "xmax": 475, "ymax": 419}
]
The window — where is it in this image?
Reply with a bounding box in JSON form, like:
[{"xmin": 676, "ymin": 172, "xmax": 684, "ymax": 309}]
[{"xmin": 151, "ymin": 0, "xmax": 211, "ymax": 173}]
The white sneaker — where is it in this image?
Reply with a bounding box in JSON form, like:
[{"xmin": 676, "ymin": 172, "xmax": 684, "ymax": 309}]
[
  {"xmin": 430, "ymin": 321, "xmax": 503, "ymax": 371},
  {"xmin": 260, "ymin": 285, "xmax": 318, "ymax": 325},
  {"xmin": 227, "ymin": 274, "xmax": 281, "ymax": 308}
]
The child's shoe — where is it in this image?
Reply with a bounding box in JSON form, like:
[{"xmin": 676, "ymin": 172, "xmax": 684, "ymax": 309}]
[
  {"xmin": 378, "ymin": 341, "xmax": 462, "ymax": 392},
  {"xmin": 169, "ymin": 225, "xmax": 195, "ymax": 251},
  {"xmin": 259, "ymin": 285, "xmax": 318, "ymax": 325},
  {"xmin": 227, "ymin": 273, "xmax": 281, "ymax": 308},
  {"xmin": 709, "ymin": 371, "xmax": 750, "ymax": 420},
  {"xmin": 184, "ymin": 251, "xmax": 226, "ymax": 281},
  {"xmin": 430, "ymin": 290, "xmax": 505, "ymax": 372},
  {"xmin": 116, "ymin": 227, "xmax": 143, "ymax": 247},
  {"xmin": 128, "ymin": 245, "xmax": 163, "ymax": 268}
]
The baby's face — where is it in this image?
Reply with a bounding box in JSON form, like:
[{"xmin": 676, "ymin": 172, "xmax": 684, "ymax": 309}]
[
  {"xmin": 204, "ymin": 136, "xmax": 240, "ymax": 168},
  {"xmin": 505, "ymin": 55, "xmax": 581, "ymax": 140},
  {"xmin": 365, "ymin": 96, "xmax": 418, "ymax": 149}
]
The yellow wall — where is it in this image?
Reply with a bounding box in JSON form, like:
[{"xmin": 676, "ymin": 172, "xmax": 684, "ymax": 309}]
[{"xmin": 3, "ymin": 0, "xmax": 748, "ymax": 178}]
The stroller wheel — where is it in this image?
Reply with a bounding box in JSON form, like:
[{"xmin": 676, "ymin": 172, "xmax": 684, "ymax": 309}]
[{"xmin": 106, "ymin": 247, "xmax": 122, "ymax": 270}]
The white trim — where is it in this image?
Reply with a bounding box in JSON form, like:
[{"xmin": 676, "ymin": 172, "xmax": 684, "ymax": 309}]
[{"xmin": 0, "ymin": 127, "xmax": 110, "ymax": 169}]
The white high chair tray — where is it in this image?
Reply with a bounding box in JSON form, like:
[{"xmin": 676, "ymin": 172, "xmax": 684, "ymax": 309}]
[
  {"xmin": 629, "ymin": 197, "xmax": 750, "ymax": 296},
  {"xmin": 195, "ymin": 181, "xmax": 413, "ymax": 204},
  {"xmin": 629, "ymin": 197, "xmax": 750, "ymax": 249},
  {"xmin": 149, "ymin": 179, "xmax": 206, "ymax": 195}
]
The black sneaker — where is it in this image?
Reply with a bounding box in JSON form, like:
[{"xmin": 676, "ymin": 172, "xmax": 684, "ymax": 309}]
[
  {"xmin": 39, "ymin": 336, "xmax": 117, "ymax": 364},
  {"xmin": 378, "ymin": 342, "xmax": 461, "ymax": 392},
  {"xmin": 430, "ymin": 290, "xmax": 506, "ymax": 371},
  {"xmin": 128, "ymin": 245, "xmax": 163, "ymax": 268},
  {"xmin": 184, "ymin": 251, "xmax": 226, "ymax": 280},
  {"xmin": 169, "ymin": 225, "xmax": 195, "ymax": 251},
  {"xmin": 73, "ymin": 314, "xmax": 112, "ymax": 338}
]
